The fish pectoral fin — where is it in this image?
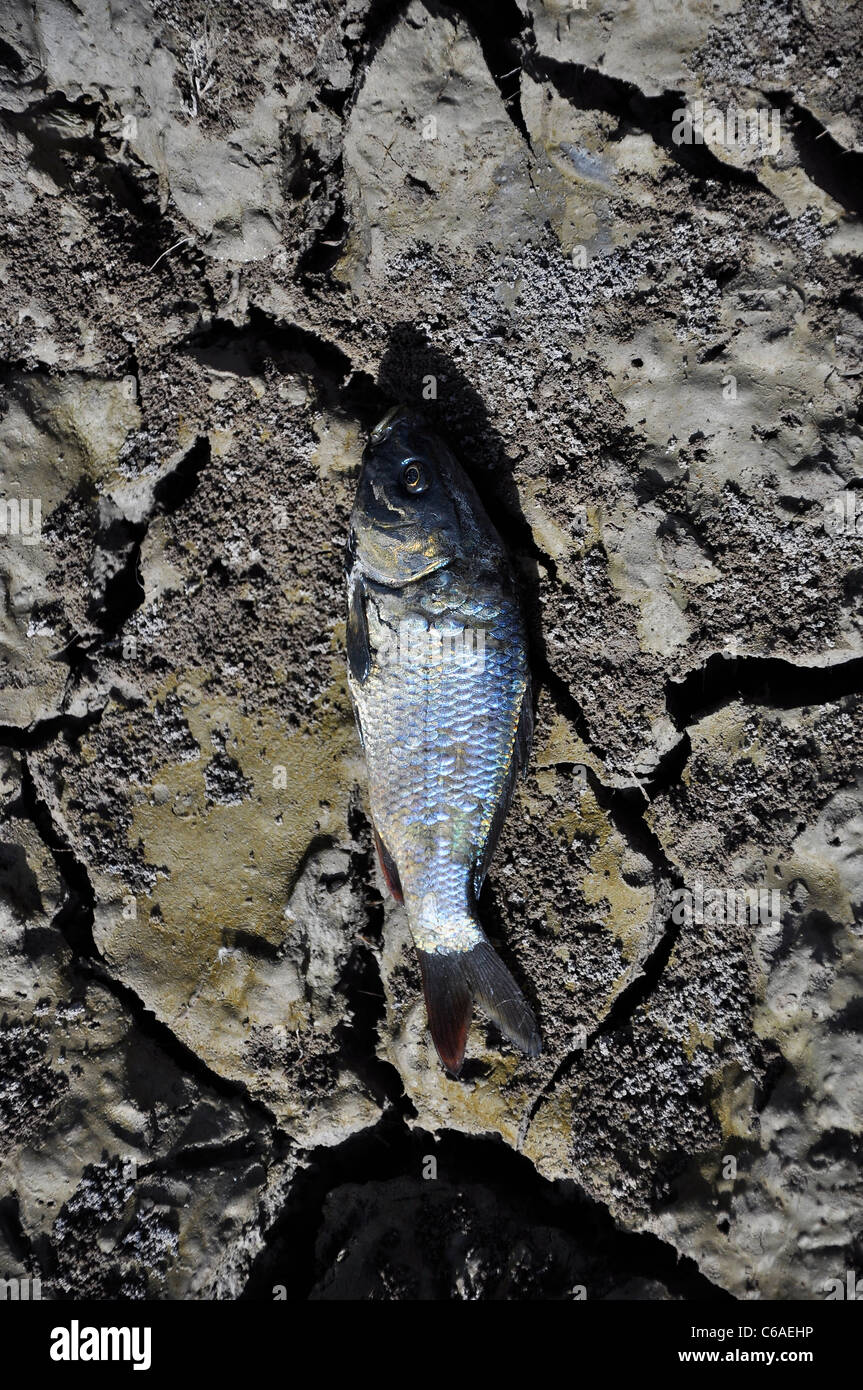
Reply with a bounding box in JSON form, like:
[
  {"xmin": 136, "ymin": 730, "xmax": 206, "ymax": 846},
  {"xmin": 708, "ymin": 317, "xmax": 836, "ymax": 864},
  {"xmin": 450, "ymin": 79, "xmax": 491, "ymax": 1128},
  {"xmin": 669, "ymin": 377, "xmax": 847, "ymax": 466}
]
[
  {"xmin": 346, "ymin": 573, "xmax": 371, "ymax": 684},
  {"xmin": 373, "ymin": 825, "xmax": 403, "ymax": 903}
]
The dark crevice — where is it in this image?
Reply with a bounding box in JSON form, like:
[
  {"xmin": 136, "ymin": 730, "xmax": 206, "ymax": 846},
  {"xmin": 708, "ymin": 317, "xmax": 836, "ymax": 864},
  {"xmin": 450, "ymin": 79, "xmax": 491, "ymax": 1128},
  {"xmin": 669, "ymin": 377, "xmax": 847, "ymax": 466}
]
[
  {"xmin": 222, "ymin": 928, "xmax": 283, "ymax": 964},
  {"xmin": 666, "ymin": 651, "xmax": 863, "ymax": 729},
  {"xmin": 0, "ymin": 1194, "xmax": 35, "ymax": 1268},
  {"xmin": 138, "ymin": 1133, "xmax": 282, "ymax": 1178},
  {"xmin": 0, "ymin": 37, "xmax": 26, "ymax": 73},
  {"xmin": 447, "ymin": 0, "xmax": 533, "ymax": 144},
  {"xmin": 332, "ymin": 940, "xmax": 407, "ymax": 1111},
  {"xmin": 0, "ymin": 706, "xmax": 105, "ymax": 754},
  {"xmin": 91, "ymin": 434, "xmax": 211, "ymax": 635},
  {"xmin": 285, "ymin": 133, "xmax": 350, "ymax": 286},
  {"xmin": 17, "ymin": 755, "xmax": 279, "ymax": 1128},
  {"xmin": 770, "ymin": 95, "xmax": 863, "ymax": 215},
  {"xmin": 241, "ymin": 1113, "xmax": 731, "ymax": 1300},
  {"xmin": 342, "ymin": 0, "xmax": 406, "ymax": 113},
  {"xmin": 91, "ymin": 515, "xmax": 147, "ymax": 634},
  {"xmin": 297, "ymin": 194, "xmax": 349, "ymax": 281},
  {"xmin": 527, "ymin": 54, "xmax": 768, "ymax": 194},
  {"xmin": 292, "ymin": 0, "xmax": 406, "ymax": 287},
  {"xmin": 181, "ymin": 307, "xmax": 389, "ymax": 428},
  {"xmin": 339, "ymin": 796, "xmax": 413, "ymax": 1113},
  {"xmin": 642, "ymin": 729, "xmax": 692, "ymax": 800},
  {"xmin": 183, "ymin": 308, "xmax": 349, "ymax": 394},
  {"xmin": 151, "ymin": 433, "xmax": 211, "ymax": 516},
  {"xmin": 18, "ymin": 756, "xmax": 98, "ymax": 959}
]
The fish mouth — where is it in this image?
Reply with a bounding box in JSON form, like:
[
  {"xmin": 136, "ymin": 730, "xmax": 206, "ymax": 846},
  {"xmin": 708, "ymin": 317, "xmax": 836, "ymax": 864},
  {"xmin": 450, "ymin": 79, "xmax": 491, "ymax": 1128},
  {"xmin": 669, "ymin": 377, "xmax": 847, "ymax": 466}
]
[{"xmin": 368, "ymin": 405, "xmax": 405, "ymax": 446}]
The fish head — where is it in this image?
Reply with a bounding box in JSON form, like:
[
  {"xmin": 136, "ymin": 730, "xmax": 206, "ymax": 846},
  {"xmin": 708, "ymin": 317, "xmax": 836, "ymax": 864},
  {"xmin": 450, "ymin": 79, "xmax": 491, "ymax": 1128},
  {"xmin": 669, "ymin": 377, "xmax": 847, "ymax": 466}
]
[{"xmin": 349, "ymin": 407, "xmax": 501, "ymax": 587}]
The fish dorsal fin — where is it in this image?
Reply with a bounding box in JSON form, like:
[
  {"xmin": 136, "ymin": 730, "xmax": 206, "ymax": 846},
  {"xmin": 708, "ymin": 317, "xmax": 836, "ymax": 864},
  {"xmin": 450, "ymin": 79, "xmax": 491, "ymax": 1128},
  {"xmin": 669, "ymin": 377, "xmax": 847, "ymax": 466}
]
[{"xmin": 346, "ymin": 573, "xmax": 371, "ymax": 685}]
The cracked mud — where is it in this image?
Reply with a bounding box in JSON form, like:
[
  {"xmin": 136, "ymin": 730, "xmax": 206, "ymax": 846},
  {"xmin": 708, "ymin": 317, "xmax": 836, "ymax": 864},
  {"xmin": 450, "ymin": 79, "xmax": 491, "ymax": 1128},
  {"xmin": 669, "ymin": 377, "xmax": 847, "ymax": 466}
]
[{"xmin": 0, "ymin": 0, "xmax": 861, "ymax": 1300}]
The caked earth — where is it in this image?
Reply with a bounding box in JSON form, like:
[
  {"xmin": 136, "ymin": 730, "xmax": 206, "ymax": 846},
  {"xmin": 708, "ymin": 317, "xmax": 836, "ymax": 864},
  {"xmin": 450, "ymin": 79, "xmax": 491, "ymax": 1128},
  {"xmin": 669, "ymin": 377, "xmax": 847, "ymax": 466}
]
[{"xmin": 0, "ymin": 0, "xmax": 862, "ymax": 1299}]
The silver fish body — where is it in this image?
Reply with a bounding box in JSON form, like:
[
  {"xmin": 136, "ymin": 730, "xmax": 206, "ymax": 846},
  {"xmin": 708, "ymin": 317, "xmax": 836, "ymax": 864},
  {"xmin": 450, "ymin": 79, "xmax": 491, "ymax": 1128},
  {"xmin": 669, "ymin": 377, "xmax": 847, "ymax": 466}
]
[{"xmin": 346, "ymin": 408, "xmax": 539, "ymax": 1073}]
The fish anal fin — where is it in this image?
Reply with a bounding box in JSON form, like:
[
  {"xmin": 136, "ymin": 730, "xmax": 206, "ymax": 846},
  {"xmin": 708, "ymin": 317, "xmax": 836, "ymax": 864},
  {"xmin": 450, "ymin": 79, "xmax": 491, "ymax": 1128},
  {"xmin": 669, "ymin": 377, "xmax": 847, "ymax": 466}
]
[
  {"xmin": 373, "ymin": 825, "xmax": 403, "ymax": 903},
  {"xmin": 417, "ymin": 949, "xmax": 473, "ymax": 1075}
]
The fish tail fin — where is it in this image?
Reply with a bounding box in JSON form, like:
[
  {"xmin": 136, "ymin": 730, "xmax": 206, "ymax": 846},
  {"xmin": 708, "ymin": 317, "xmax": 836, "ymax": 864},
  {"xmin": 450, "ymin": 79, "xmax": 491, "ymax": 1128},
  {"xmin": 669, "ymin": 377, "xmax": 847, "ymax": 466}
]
[
  {"xmin": 416, "ymin": 949, "xmax": 474, "ymax": 1076},
  {"xmin": 417, "ymin": 939, "xmax": 541, "ymax": 1076},
  {"xmin": 462, "ymin": 939, "xmax": 542, "ymax": 1061}
]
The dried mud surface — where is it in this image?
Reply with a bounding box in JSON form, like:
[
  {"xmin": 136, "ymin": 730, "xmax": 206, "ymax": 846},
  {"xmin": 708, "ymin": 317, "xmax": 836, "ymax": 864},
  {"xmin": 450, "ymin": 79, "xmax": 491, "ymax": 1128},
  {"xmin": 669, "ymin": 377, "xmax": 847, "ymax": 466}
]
[{"xmin": 0, "ymin": 0, "xmax": 862, "ymax": 1299}]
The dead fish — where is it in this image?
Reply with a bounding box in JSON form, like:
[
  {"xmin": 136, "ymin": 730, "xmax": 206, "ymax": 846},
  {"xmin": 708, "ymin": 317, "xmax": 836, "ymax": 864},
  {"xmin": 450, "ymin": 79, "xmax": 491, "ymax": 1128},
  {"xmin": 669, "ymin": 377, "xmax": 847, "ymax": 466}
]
[{"xmin": 345, "ymin": 406, "xmax": 540, "ymax": 1074}]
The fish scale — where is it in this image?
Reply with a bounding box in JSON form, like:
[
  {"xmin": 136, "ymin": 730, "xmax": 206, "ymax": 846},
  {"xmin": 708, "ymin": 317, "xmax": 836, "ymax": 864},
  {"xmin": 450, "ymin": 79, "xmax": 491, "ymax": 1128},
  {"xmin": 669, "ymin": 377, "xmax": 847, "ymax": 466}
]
[
  {"xmin": 356, "ymin": 592, "xmax": 525, "ymax": 947},
  {"xmin": 346, "ymin": 408, "xmax": 541, "ymax": 1073}
]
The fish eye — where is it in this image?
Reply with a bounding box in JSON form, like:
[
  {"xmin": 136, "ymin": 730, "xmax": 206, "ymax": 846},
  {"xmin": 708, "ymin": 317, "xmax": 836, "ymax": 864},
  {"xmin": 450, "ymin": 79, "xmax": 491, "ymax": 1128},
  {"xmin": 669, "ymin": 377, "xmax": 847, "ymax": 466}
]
[{"xmin": 401, "ymin": 460, "xmax": 428, "ymax": 494}]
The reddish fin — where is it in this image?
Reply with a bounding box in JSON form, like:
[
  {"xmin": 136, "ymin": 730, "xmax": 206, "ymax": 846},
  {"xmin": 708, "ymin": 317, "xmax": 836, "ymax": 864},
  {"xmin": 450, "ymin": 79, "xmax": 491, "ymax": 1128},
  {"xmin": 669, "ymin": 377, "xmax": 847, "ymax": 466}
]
[
  {"xmin": 373, "ymin": 826, "xmax": 403, "ymax": 903},
  {"xmin": 417, "ymin": 950, "xmax": 473, "ymax": 1075}
]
